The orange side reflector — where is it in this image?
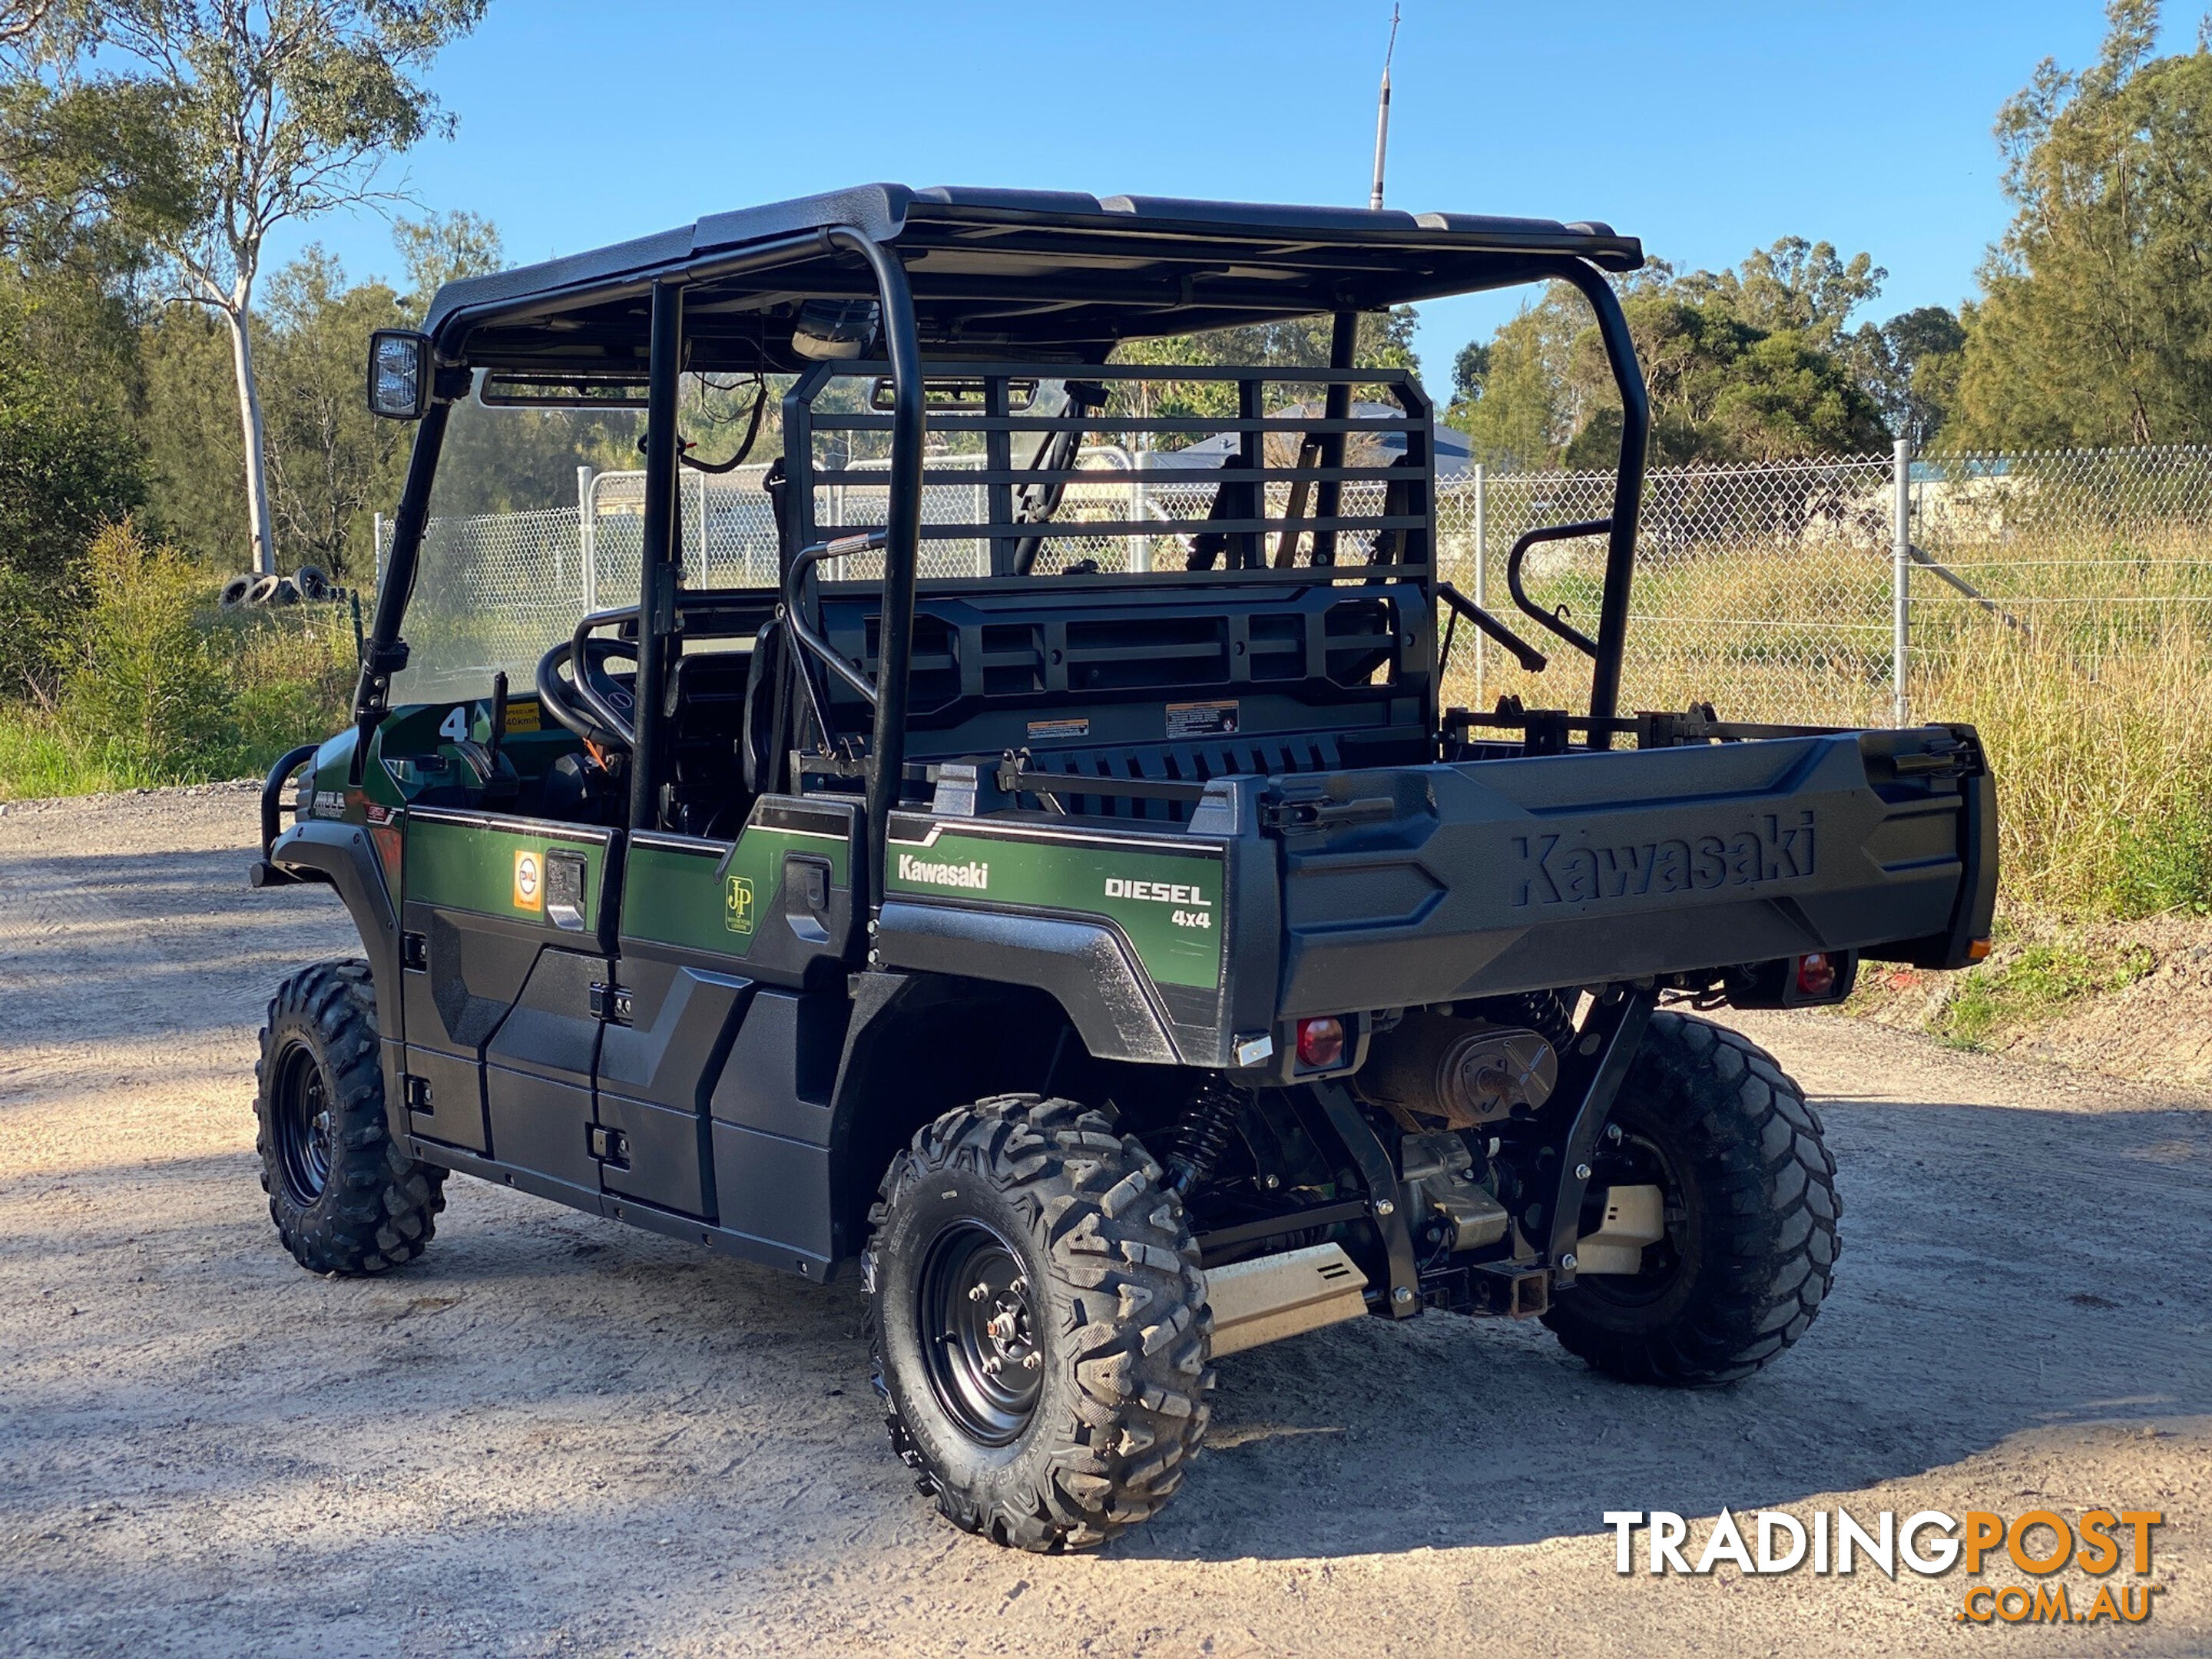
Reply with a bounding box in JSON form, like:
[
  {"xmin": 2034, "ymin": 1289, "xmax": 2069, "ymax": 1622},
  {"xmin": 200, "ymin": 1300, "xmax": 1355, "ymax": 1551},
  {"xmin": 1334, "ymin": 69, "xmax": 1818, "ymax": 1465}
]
[
  {"xmin": 1968, "ymin": 937, "xmax": 1993, "ymax": 962},
  {"xmin": 369, "ymin": 822, "xmax": 403, "ymax": 890}
]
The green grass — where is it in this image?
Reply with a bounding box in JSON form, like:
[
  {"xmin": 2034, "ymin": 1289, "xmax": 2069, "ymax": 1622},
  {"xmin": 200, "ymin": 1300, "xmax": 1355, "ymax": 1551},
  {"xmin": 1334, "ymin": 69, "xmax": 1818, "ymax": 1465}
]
[
  {"xmin": 0, "ymin": 697, "xmax": 332, "ymax": 799},
  {"xmin": 0, "ymin": 707, "xmax": 147, "ymax": 797},
  {"xmin": 0, "ymin": 534, "xmax": 356, "ymax": 802},
  {"xmin": 1928, "ymin": 933, "xmax": 2156, "ymax": 1050}
]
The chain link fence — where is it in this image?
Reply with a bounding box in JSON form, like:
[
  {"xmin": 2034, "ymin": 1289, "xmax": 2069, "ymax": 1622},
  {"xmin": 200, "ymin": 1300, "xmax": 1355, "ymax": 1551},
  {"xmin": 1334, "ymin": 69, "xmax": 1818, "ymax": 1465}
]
[
  {"xmin": 1438, "ymin": 454, "xmax": 1906, "ymax": 726},
  {"xmin": 1909, "ymin": 446, "xmax": 2212, "ymax": 644},
  {"xmin": 377, "ymin": 443, "xmax": 2212, "ymax": 727}
]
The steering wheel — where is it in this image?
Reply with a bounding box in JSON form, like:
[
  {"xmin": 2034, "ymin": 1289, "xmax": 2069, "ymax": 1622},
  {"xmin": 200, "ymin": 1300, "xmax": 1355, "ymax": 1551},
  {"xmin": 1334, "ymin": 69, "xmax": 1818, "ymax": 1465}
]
[{"xmin": 535, "ymin": 635, "xmax": 637, "ymax": 752}]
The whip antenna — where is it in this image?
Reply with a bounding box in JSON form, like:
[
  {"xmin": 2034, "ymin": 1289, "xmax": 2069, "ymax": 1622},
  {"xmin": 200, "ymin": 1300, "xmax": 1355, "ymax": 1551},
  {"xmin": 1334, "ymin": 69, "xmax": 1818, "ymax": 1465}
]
[{"xmin": 1369, "ymin": 4, "xmax": 1399, "ymax": 210}]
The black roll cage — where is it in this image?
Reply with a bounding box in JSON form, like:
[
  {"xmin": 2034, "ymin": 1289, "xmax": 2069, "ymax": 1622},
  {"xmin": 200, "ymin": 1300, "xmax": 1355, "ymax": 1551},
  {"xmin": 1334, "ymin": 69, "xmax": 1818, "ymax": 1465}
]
[{"xmin": 356, "ymin": 224, "xmax": 1652, "ymax": 919}]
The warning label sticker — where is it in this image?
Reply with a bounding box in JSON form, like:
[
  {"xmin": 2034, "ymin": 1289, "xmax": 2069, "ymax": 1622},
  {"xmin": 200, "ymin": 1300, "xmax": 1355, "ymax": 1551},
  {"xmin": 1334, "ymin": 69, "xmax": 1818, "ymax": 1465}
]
[
  {"xmin": 513, "ymin": 849, "xmax": 543, "ymax": 912},
  {"xmin": 1167, "ymin": 700, "xmax": 1240, "ymax": 740},
  {"xmin": 1026, "ymin": 717, "xmax": 1091, "ymax": 743}
]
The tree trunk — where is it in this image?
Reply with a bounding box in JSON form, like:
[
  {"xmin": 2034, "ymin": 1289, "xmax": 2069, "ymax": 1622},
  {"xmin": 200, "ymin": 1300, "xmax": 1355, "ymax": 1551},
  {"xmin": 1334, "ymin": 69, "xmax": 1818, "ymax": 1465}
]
[{"xmin": 224, "ymin": 303, "xmax": 277, "ymax": 576}]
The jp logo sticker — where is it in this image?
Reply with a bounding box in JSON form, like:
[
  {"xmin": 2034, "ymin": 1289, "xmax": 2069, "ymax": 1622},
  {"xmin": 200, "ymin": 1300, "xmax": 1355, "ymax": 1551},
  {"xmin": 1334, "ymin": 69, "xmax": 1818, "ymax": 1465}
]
[
  {"xmin": 724, "ymin": 874, "xmax": 754, "ymax": 935},
  {"xmin": 513, "ymin": 849, "xmax": 543, "ymax": 912}
]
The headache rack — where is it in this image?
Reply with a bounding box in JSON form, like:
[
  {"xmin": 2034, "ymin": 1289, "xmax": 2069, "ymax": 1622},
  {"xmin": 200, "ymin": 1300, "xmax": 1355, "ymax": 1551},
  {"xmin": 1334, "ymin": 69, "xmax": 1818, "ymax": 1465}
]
[
  {"xmin": 783, "ymin": 359, "xmax": 1438, "ymax": 581},
  {"xmin": 764, "ymin": 359, "xmax": 1488, "ymax": 819}
]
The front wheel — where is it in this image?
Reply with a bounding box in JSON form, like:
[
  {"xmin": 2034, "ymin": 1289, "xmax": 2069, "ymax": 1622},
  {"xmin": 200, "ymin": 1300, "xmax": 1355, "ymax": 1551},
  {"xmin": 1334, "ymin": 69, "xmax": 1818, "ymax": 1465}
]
[
  {"xmin": 1542, "ymin": 1011, "xmax": 1840, "ymax": 1386},
  {"xmin": 255, "ymin": 960, "xmax": 445, "ymax": 1275},
  {"xmin": 864, "ymin": 1094, "xmax": 1214, "ymax": 1551}
]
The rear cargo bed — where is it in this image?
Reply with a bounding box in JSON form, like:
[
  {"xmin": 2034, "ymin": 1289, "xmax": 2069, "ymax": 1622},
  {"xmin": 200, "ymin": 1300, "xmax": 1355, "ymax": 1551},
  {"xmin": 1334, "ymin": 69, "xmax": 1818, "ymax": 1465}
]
[{"xmin": 1273, "ymin": 727, "xmax": 1995, "ymax": 1016}]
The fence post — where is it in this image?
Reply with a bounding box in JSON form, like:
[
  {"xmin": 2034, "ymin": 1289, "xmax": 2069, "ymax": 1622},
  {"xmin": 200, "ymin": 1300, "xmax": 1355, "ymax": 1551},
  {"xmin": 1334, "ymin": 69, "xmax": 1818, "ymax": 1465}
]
[
  {"xmin": 1469, "ymin": 464, "xmax": 1488, "ymax": 704},
  {"xmin": 578, "ymin": 465, "xmax": 596, "ymax": 610},
  {"xmin": 1891, "ymin": 439, "xmax": 1912, "ymax": 726},
  {"xmin": 373, "ymin": 511, "xmax": 385, "ymax": 587}
]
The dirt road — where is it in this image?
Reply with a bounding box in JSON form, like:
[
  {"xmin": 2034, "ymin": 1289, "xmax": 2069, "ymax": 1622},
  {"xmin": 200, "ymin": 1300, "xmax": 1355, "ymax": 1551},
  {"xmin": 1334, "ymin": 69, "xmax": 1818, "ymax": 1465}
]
[{"xmin": 2, "ymin": 786, "xmax": 2207, "ymax": 1657}]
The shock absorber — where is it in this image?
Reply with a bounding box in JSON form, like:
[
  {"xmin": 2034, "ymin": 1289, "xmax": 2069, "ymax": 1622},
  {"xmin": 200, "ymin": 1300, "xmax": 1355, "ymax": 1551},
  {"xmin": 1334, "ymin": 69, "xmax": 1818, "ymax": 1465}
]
[{"xmin": 1165, "ymin": 1077, "xmax": 1242, "ymax": 1198}]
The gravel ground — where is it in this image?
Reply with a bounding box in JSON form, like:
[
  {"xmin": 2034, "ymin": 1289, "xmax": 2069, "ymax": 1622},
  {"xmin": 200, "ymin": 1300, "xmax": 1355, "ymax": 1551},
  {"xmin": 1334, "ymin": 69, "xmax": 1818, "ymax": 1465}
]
[{"xmin": 2, "ymin": 784, "xmax": 2207, "ymax": 1657}]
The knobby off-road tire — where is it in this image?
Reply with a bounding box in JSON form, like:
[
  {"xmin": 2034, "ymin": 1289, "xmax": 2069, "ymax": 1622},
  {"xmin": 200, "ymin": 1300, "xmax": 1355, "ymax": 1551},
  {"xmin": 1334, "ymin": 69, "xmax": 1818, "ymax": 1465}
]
[
  {"xmin": 255, "ymin": 959, "xmax": 445, "ymax": 1275},
  {"xmin": 1542, "ymin": 1011, "xmax": 1839, "ymax": 1386},
  {"xmin": 865, "ymin": 1094, "xmax": 1215, "ymax": 1551}
]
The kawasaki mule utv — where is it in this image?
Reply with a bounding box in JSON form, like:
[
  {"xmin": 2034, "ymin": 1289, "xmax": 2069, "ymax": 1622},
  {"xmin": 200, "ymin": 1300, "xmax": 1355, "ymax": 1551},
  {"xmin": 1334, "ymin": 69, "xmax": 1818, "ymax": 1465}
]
[{"xmin": 250, "ymin": 185, "xmax": 1995, "ymax": 1551}]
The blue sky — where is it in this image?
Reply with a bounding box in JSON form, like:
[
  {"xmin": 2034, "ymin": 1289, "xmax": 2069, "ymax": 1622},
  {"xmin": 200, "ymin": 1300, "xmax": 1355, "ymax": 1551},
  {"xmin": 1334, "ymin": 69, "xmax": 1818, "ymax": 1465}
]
[{"xmin": 277, "ymin": 0, "xmax": 2164, "ymax": 382}]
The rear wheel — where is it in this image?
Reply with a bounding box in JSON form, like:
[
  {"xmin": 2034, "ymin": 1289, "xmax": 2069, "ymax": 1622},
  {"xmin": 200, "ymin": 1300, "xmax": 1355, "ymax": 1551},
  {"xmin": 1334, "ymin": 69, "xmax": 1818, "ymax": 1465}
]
[
  {"xmin": 255, "ymin": 960, "xmax": 445, "ymax": 1275},
  {"xmin": 1542, "ymin": 1011, "xmax": 1839, "ymax": 1386},
  {"xmin": 864, "ymin": 1094, "xmax": 1214, "ymax": 1551}
]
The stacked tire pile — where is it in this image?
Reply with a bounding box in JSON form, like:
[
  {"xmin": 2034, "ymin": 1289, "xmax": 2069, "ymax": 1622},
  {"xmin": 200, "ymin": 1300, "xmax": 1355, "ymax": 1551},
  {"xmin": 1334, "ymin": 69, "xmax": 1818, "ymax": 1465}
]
[{"xmin": 220, "ymin": 565, "xmax": 336, "ymax": 610}]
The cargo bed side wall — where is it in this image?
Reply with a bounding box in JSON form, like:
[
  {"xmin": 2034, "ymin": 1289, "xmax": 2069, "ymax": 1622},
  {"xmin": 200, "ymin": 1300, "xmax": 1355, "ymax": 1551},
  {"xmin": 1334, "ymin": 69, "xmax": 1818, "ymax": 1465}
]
[{"xmin": 1270, "ymin": 736, "xmax": 1975, "ymax": 1015}]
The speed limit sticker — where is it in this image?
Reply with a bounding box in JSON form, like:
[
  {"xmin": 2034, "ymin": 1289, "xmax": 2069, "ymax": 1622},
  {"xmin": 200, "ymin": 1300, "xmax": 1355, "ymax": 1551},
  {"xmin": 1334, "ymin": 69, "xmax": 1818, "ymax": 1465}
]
[{"xmin": 513, "ymin": 849, "xmax": 543, "ymax": 912}]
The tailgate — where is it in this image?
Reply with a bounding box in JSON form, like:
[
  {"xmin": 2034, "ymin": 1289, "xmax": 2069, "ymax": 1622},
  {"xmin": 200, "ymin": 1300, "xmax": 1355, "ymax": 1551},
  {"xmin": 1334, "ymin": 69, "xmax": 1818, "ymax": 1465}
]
[{"xmin": 1273, "ymin": 727, "xmax": 1993, "ymax": 1017}]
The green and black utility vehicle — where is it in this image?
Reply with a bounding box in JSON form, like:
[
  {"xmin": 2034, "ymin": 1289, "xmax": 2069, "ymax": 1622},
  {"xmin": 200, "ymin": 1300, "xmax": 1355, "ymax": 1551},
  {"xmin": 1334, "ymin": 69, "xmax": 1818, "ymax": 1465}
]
[{"xmin": 251, "ymin": 185, "xmax": 1996, "ymax": 1551}]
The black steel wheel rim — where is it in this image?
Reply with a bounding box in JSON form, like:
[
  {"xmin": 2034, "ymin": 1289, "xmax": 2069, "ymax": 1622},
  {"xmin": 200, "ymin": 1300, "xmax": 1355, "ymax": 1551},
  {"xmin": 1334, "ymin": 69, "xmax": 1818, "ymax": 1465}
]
[
  {"xmin": 916, "ymin": 1218, "xmax": 1044, "ymax": 1448},
  {"xmin": 273, "ymin": 1040, "xmax": 335, "ymax": 1207}
]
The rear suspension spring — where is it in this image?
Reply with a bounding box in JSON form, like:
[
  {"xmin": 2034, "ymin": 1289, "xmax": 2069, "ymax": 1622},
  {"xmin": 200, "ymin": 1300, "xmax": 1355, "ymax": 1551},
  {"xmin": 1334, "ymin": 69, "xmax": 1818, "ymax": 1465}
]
[{"xmin": 1166, "ymin": 1078, "xmax": 1243, "ymax": 1197}]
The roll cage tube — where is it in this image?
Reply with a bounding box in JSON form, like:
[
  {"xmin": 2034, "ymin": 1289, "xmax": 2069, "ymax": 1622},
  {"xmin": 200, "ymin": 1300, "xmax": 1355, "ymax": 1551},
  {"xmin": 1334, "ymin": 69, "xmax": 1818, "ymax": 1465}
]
[
  {"xmin": 821, "ymin": 227, "xmax": 925, "ymax": 920},
  {"xmin": 349, "ymin": 398, "xmax": 450, "ymax": 781},
  {"xmin": 631, "ymin": 279, "xmax": 684, "ymax": 831},
  {"xmin": 1311, "ymin": 310, "xmax": 1356, "ymax": 565},
  {"xmin": 621, "ymin": 227, "xmax": 921, "ymax": 901},
  {"xmin": 1554, "ymin": 259, "xmax": 1650, "ymax": 743}
]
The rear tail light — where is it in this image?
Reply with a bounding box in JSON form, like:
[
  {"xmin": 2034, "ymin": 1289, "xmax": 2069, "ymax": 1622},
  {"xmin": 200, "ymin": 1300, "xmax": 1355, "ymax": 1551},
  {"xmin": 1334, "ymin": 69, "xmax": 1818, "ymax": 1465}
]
[
  {"xmin": 1794, "ymin": 952, "xmax": 1838, "ymax": 999},
  {"xmin": 1295, "ymin": 1016, "xmax": 1346, "ymax": 1069}
]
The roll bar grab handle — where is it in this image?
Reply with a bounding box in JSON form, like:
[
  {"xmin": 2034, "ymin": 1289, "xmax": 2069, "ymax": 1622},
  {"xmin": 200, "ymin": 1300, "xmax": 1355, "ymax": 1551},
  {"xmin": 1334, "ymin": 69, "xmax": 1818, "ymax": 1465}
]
[
  {"xmin": 782, "ymin": 529, "xmax": 887, "ymax": 709},
  {"xmin": 1505, "ymin": 518, "xmax": 1611, "ymax": 660}
]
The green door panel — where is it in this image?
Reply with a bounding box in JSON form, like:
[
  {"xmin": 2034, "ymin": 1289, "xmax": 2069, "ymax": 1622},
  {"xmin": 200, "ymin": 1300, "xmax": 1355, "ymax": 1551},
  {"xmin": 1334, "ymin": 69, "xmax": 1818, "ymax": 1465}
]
[
  {"xmin": 621, "ymin": 798, "xmax": 856, "ymax": 965},
  {"xmin": 403, "ymin": 810, "xmax": 611, "ymax": 932},
  {"xmin": 883, "ymin": 818, "xmax": 1228, "ymax": 990}
]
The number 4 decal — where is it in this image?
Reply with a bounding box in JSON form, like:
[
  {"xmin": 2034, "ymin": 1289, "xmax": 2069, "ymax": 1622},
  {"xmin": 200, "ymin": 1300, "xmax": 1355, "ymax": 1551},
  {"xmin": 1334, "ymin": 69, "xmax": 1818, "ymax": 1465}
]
[{"xmin": 439, "ymin": 705, "xmax": 470, "ymax": 742}]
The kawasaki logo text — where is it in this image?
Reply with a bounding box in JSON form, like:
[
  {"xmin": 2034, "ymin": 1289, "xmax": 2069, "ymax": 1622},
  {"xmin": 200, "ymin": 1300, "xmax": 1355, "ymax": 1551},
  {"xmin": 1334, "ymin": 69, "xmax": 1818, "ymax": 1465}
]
[
  {"xmin": 897, "ymin": 853, "xmax": 989, "ymax": 891},
  {"xmin": 1512, "ymin": 813, "xmax": 1816, "ymax": 908}
]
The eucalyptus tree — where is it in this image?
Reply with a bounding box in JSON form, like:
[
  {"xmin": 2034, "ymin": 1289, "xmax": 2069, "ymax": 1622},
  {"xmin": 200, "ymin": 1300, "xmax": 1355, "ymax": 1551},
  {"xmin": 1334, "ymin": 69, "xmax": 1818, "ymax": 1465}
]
[{"xmin": 86, "ymin": 0, "xmax": 485, "ymax": 574}]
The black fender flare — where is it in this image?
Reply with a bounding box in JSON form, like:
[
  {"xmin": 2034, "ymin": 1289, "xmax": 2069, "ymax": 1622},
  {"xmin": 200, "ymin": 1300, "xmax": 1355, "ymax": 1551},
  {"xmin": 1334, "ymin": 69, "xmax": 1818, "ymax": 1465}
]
[
  {"xmin": 266, "ymin": 820, "xmax": 407, "ymax": 1125},
  {"xmin": 870, "ymin": 899, "xmax": 1179, "ymax": 1065},
  {"xmin": 821, "ymin": 959, "xmax": 1178, "ymax": 1270}
]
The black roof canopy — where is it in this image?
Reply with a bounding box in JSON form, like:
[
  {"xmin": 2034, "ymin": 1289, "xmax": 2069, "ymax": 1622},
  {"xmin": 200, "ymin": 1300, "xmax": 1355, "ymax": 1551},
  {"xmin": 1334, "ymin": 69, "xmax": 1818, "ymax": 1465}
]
[{"xmin": 426, "ymin": 184, "xmax": 1643, "ymax": 374}]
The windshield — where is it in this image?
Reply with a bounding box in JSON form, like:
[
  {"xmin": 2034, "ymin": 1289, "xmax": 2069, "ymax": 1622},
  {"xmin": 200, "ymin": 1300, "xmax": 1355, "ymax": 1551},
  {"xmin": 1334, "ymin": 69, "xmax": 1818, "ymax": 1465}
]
[{"xmin": 387, "ymin": 373, "xmax": 777, "ymax": 701}]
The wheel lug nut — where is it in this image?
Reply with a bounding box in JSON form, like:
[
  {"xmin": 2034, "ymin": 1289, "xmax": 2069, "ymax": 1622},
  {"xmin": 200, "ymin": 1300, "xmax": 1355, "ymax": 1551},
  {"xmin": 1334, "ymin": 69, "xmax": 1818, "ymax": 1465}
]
[
  {"xmin": 1008, "ymin": 1277, "xmax": 1028, "ymax": 1296},
  {"xmin": 982, "ymin": 1356, "xmax": 1003, "ymax": 1376},
  {"xmin": 1022, "ymin": 1352, "xmax": 1041, "ymax": 1371},
  {"xmin": 967, "ymin": 1283, "xmax": 988, "ymax": 1301}
]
